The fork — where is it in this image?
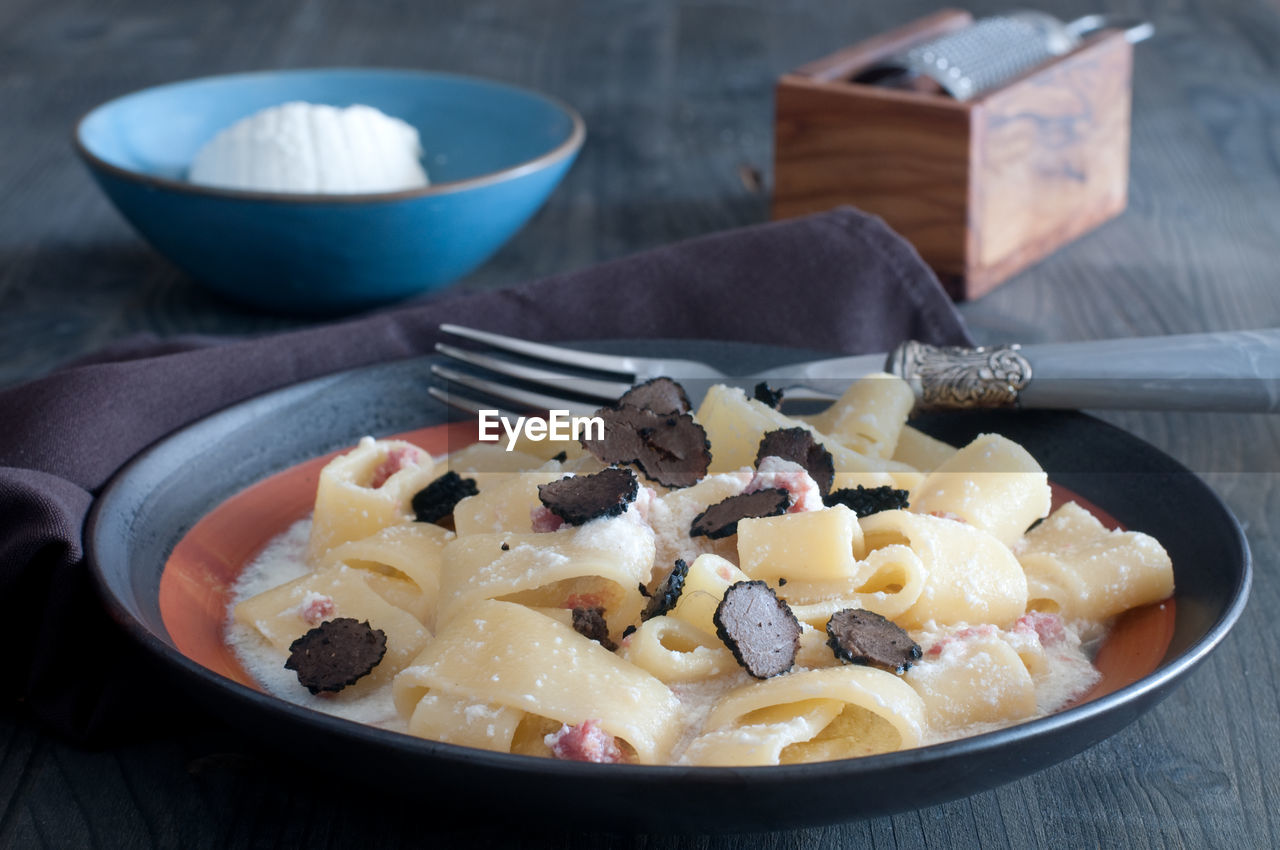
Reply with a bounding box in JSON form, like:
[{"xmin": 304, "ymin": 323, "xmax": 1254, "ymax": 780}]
[{"xmin": 429, "ymin": 324, "xmax": 1280, "ymax": 417}]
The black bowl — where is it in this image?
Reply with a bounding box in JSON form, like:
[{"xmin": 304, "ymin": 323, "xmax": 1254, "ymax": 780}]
[{"xmin": 85, "ymin": 341, "xmax": 1250, "ymax": 832}]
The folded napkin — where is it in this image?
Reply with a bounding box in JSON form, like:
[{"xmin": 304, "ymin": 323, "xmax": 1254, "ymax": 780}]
[{"xmin": 0, "ymin": 207, "xmax": 971, "ymax": 744}]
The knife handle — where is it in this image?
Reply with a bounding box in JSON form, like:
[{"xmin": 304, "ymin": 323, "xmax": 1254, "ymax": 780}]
[{"xmin": 888, "ymin": 329, "xmax": 1280, "ymax": 412}]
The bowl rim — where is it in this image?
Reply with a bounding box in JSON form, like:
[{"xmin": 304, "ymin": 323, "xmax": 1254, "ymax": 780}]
[
  {"xmin": 83, "ymin": 347, "xmax": 1254, "ymax": 794},
  {"xmin": 71, "ymin": 67, "xmax": 587, "ymax": 205}
]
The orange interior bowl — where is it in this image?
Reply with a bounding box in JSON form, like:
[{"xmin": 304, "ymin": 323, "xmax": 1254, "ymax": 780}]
[
  {"xmin": 159, "ymin": 426, "xmax": 1175, "ymax": 711},
  {"xmin": 86, "ymin": 345, "xmax": 1248, "ymax": 830}
]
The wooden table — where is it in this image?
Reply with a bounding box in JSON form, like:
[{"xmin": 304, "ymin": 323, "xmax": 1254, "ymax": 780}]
[{"xmin": 3, "ymin": 0, "xmax": 1277, "ymax": 846}]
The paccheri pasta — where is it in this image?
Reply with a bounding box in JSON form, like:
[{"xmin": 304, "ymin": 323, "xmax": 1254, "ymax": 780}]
[{"xmin": 227, "ymin": 374, "xmax": 1175, "ymax": 766}]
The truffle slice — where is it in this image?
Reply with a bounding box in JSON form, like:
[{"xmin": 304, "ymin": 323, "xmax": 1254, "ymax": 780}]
[
  {"xmin": 538, "ymin": 467, "xmax": 638, "ymax": 525},
  {"xmin": 284, "ymin": 617, "xmax": 388, "ymax": 694},
  {"xmin": 825, "ymin": 485, "xmax": 910, "ymax": 517},
  {"xmin": 755, "ymin": 427, "xmax": 835, "ymax": 496},
  {"xmin": 583, "ymin": 406, "xmax": 648, "ymax": 463},
  {"xmin": 619, "ymin": 377, "xmax": 692, "ymax": 415},
  {"xmin": 582, "ymin": 406, "xmax": 711, "ymax": 489},
  {"xmin": 689, "ymin": 488, "xmax": 790, "ymax": 539},
  {"xmin": 412, "ymin": 471, "xmax": 479, "ymax": 524},
  {"xmin": 825, "ymin": 609, "xmax": 921, "ymax": 673},
  {"xmin": 753, "ymin": 382, "xmax": 784, "ymax": 410},
  {"xmin": 641, "ymin": 558, "xmax": 690, "ymax": 621},
  {"xmin": 713, "ymin": 580, "xmax": 801, "ymax": 679},
  {"xmin": 572, "ymin": 607, "xmax": 617, "ymax": 651}
]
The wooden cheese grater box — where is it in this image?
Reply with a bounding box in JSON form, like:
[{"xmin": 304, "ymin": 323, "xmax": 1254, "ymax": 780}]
[{"xmin": 772, "ymin": 9, "xmax": 1134, "ymax": 299}]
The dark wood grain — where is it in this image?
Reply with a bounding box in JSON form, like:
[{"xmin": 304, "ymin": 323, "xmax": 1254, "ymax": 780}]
[
  {"xmin": 3, "ymin": 0, "xmax": 1279, "ymax": 847},
  {"xmin": 789, "ymin": 8, "xmax": 974, "ymax": 83}
]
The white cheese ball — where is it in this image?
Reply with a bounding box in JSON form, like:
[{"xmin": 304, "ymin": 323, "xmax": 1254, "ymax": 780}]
[{"xmin": 188, "ymin": 101, "xmax": 430, "ymax": 194}]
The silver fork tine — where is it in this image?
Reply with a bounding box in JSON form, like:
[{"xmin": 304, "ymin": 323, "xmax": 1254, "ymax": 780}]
[
  {"xmin": 435, "ymin": 342, "xmax": 631, "ymax": 403},
  {"xmin": 431, "ymin": 363, "xmax": 601, "ymax": 417},
  {"xmin": 439, "ymin": 323, "xmax": 639, "ymax": 377},
  {"xmin": 427, "ymin": 386, "xmax": 522, "ymax": 421}
]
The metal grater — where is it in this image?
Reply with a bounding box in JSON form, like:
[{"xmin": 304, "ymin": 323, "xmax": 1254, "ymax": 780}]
[{"xmin": 863, "ymin": 12, "xmax": 1153, "ymax": 101}]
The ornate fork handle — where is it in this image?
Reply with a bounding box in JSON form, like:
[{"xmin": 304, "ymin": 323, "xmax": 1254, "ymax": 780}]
[
  {"xmin": 864, "ymin": 330, "xmax": 1280, "ymax": 413},
  {"xmin": 888, "ymin": 341, "xmax": 1033, "ymax": 410}
]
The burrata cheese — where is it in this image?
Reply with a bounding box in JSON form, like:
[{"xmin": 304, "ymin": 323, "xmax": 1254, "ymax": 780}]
[{"xmin": 188, "ymin": 101, "xmax": 430, "ymax": 194}]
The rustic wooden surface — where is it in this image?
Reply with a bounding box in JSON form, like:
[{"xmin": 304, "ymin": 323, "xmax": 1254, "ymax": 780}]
[
  {"xmin": 789, "ymin": 8, "xmax": 974, "ymax": 83},
  {"xmin": 3, "ymin": 0, "xmax": 1279, "ymax": 847}
]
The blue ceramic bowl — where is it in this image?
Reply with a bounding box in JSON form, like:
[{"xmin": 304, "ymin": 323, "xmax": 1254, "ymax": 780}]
[{"xmin": 74, "ymin": 69, "xmax": 585, "ymax": 314}]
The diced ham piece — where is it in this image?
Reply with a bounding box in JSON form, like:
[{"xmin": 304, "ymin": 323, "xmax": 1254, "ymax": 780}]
[
  {"xmin": 299, "ymin": 592, "xmax": 335, "ymax": 626},
  {"xmin": 369, "ymin": 446, "xmax": 423, "ymax": 489},
  {"xmin": 545, "ymin": 719, "xmax": 624, "ymax": 763},
  {"xmin": 1015, "ymin": 611, "xmax": 1066, "ymax": 646},
  {"xmin": 565, "ymin": 592, "xmax": 605, "ymax": 610},
  {"xmin": 746, "ymin": 456, "xmax": 822, "ymax": 513},
  {"xmin": 928, "ymin": 510, "xmax": 967, "ymax": 523},
  {"xmin": 531, "ymin": 505, "xmax": 567, "ymax": 533}
]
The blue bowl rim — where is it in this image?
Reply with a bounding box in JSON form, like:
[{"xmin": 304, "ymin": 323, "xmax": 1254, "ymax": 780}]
[{"xmin": 72, "ymin": 67, "xmax": 587, "ymax": 205}]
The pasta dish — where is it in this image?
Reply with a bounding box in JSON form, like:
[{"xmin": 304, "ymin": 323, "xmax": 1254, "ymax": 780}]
[{"xmin": 227, "ymin": 373, "xmax": 1173, "ymax": 766}]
